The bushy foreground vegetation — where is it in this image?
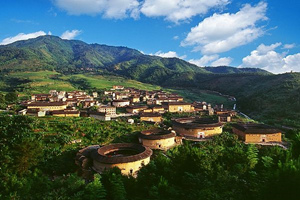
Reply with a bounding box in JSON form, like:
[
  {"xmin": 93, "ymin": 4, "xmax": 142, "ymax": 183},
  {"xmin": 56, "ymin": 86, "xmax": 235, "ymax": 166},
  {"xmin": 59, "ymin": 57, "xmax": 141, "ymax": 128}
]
[
  {"xmin": 1, "ymin": 114, "xmax": 300, "ymax": 199},
  {"xmin": 0, "ymin": 91, "xmax": 18, "ymax": 109}
]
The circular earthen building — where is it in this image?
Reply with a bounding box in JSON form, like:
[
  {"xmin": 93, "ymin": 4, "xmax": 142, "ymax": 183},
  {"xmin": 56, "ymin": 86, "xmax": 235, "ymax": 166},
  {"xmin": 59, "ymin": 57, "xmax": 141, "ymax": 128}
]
[
  {"xmin": 91, "ymin": 143, "xmax": 152, "ymax": 176},
  {"xmin": 139, "ymin": 129, "xmax": 181, "ymax": 150}
]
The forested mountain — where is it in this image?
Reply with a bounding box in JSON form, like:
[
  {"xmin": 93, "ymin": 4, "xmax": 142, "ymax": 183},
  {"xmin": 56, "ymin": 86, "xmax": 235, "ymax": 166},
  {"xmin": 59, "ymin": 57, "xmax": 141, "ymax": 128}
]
[
  {"xmin": 0, "ymin": 35, "xmax": 268, "ymax": 77},
  {"xmin": 0, "ymin": 35, "xmax": 206, "ymax": 75},
  {"xmin": 0, "ymin": 35, "xmax": 299, "ymax": 126},
  {"xmin": 204, "ymin": 66, "xmax": 271, "ymax": 74},
  {"xmin": 194, "ymin": 73, "xmax": 300, "ymax": 126},
  {"xmin": 0, "ymin": 35, "xmax": 141, "ymax": 73}
]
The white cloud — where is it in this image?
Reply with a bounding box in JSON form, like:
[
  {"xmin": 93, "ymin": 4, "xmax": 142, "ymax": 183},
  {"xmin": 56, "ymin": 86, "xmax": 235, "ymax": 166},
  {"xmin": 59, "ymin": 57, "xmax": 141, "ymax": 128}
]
[
  {"xmin": 0, "ymin": 31, "xmax": 47, "ymax": 45},
  {"xmin": 154, "ymin": 50, "xmax": 186, "ymax": 59},
  {"xmin": 189, "ymin": 54, "xmax": 232, "ymax": 66},
  {"xmin": 140, "ymin": 0, "xmax": 229, "ymax": 23},
  {"xmin": 211, "ymin": 57, "xmax": 232, "ymax": 66},
  {"xmin": 181, "ymin": 2, "xmax": 267, "ymax": 54},
  {"xmin": 283, "ymin": 54, "xmax": 300, "ymax": 72},
  {"xmin": 54, "ymin": 0, "xmax": 139, "ymax": 19},
  {"xmin": 54, "ymin": 0, "xmax": 229, "ymax": 22},
  {"xmin": 240, "ymin": 43, "xmax": 300, "ymax": 74},
  {"xmin": 173, "ymin": 36, "xmax": 179, "ymax": 40},
  {"xmin": 189, "ymin": 55, "xmax": 219, "ymax": 66},
  {"xmin": 283, "ymin": 43, "xmax": 295, "ymax": 49},
  {"xmin": 256, "ymin": 42, "xmax": 281, "ymax": 54},
  {"xmin": 60, "ymin": 30, "xmax": 81, "ymax": 40}
]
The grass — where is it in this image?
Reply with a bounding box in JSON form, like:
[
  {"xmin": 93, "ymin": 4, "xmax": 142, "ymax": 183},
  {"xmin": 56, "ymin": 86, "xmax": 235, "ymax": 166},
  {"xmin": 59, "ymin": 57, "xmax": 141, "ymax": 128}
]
[
  {"xmin": 11, "ymin": 71, "xmax": 59, "ymax": 79},
  {"xmin": 168, "ymin": 88, "xmax": 235, "ymax": 109},
  {"xmin": 2, "ymin": 71, "xmax": 235, "ymax": 108},
  {"xmin": 4, "ymin": 71, "xmax": 160, "ymax": 94},
  {"xmin": 7, "ymin": 71, "xmax": 76, "ymax": 94},
  {"xmin": 65, "ymin": 74, "xmax": 161, "ymax": 90}
]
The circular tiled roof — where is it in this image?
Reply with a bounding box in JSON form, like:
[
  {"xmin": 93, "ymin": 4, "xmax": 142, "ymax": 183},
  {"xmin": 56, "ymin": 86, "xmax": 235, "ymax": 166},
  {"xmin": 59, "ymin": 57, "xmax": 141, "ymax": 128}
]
[
  {"xmin": 172, "ymin": 117, "xmax": 223, "ymax": 128},
  {"xmin": 91, "ymin": 143, "xmax": 152, "ymax": 164}
]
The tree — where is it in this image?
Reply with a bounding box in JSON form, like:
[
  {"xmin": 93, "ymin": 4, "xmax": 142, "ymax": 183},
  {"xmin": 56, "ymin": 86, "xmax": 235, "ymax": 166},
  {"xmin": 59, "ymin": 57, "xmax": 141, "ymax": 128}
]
[
  {"xmin": 13, "ymin": 138, "xmax": 43, "ymax": 175},
  {"xmin": 0, "ymin": 93, "xmax": 5, "ymax": 103},
  {"xmin": 102, "ymin": 169, "xmax": 127, "ymax": 200},
  {"xmin": 84, "ymin": 174, "xmax": 106, "ymax": 200},
  {"xmin": 247, "ymin": 144, "xmax": 259, "ymax": 169},
  {"xmin": 0, "ymin": 93, "xmax": 7, "ymax": 109},
  {"xmin": 262, "ymin": 157, "xmax": 300, "ymax": 200},
  {"xmin": 0, "ymin": 103, "xmax": 6, "ymax": 109},
  {"xmin": 291, "ymin": 132, "xmax": 300, "ymax": 158},
  {"xmin": 5, "ymin": 91, "xmax": 18, "ymax": 103}
]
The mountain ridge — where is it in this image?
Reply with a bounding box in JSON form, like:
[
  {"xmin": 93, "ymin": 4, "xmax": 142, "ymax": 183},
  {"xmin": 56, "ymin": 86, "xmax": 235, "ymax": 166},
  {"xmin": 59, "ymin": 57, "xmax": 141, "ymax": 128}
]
[
  {"xmin": 0, "ymin": 35, "xmax": 270, "ymax": 76},
  {"xmin": 204, "ymin": 66, "xmax": 271, "ymax": 74}
]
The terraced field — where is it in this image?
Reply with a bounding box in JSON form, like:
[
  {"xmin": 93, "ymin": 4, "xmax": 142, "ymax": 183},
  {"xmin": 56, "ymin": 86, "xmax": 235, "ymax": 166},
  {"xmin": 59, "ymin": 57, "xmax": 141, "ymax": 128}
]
[{"xmin": 1, "ymin": 71, "xmax": 233, "ymax": 108}]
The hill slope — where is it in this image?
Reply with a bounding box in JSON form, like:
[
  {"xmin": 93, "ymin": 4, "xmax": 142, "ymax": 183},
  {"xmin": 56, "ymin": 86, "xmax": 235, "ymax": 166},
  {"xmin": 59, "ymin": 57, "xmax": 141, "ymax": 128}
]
[
  {"xmin": 194, "ymin": 72, "xmax": 300, "ymax": 127},
  {"xmin": 0, "ymin": 35, "xmax": 207, "ymax": 75},
  {"xmin": 204, "ymin": 66, "xmax": 271, "ymax": 74},
  {"xmin": 1, "ymin": 36, "xmax": 299, "ymax": 127},
  {"xmin": 0, "ymin": 35, "xmax": 270, "ymax": 77},
  {"xmin": 0, "ymin": 35, "xmax": 142, "ymax": 73}
]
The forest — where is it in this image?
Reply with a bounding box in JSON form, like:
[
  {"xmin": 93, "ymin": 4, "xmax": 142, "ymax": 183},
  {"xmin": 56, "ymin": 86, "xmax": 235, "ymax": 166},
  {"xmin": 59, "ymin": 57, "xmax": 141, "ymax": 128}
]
[{"xmin": 1, "ymin": 113, "xmax": 300, "ymax": 200}]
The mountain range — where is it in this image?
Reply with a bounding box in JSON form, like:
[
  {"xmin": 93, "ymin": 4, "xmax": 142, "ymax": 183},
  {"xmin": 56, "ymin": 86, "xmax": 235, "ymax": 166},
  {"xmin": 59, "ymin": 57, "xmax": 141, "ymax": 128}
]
[
  {"xmin": 0, "ymin": 35, "xmax": 268, "ymax": 75},
  {"xmin": 0, "ymin": 35, "xmax": 299, "ymax": 127}
]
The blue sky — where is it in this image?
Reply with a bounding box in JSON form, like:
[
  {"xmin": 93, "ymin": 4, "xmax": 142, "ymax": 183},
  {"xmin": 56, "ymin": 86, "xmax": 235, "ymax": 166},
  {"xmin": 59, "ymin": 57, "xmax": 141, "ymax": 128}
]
[{"xmin": 1, "ymin": 0, "xmax": 300, "ymax": 73}]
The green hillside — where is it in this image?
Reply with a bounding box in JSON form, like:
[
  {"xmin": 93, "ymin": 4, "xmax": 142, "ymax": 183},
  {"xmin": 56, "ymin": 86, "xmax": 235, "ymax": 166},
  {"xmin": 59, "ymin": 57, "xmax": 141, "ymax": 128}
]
[
  {"xmin": 0, "ymin": 70, "xmax": 234, "ymax": 109},
  {"xmin": 0, "ymin": 35, "xmax": 270, "ymax": 77},
  {"xmin": 192, "ymin": 73, "xmax": 300, "ymax": 127},
  {"xmin": 0, "ymin": 35, "xmax": 299, "ymax": 127},
  {"xmin": 204, "ymin": 66, "xmax": 271, "ymax": 74},
  {"xmin": 0, "ymin": 35, "xmax": 202, "ymax": 76},
  {"xmin": 0, "ymin": 71, "xmax": 161, "ymax": 94}
]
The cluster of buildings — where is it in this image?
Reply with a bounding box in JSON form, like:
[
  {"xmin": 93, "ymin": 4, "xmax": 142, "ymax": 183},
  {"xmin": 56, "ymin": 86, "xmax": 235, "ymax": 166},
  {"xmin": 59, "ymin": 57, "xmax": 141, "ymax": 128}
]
[
  {"xmin": 99, "ymin": 86, "xmax": 238, "ymax": 123},
  {"xmin": 19, "ymin": 90, "xmax": 99, "ymax": 117},
  {"xmin": 18, "ymin": 86, "xmax": 237, "ymax": 125},
  {"xmin": 71, "ymin": 86, "xmax": 195, "ymax": 122},
  {"xmin": 16, "ymin": 86, "xmax": 284, "ymax": 177},
  {"xmin": 76, "ymin": 116, "xmax": 283, "ymax": 177}
]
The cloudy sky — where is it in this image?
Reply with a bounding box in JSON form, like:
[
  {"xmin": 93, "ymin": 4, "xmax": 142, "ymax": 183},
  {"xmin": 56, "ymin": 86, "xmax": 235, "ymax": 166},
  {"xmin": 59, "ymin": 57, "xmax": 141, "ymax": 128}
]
[{"xmin": 1, "ymin": 0, "xmax": 300, "ymax": 73}]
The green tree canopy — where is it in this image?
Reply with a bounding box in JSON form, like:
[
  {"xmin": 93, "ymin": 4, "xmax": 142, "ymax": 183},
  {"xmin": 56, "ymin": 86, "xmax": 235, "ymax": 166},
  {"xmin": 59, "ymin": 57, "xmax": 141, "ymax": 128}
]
[{"xmin": 5, "ymin": 91, "xmax": 18, "ymax": 103}]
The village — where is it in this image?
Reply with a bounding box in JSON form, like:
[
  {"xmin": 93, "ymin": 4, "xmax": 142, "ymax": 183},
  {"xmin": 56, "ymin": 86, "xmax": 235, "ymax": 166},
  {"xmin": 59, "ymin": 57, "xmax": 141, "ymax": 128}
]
[{"xmin": 15, "ymin": 85, "xmax": 284, "ymax": 177}]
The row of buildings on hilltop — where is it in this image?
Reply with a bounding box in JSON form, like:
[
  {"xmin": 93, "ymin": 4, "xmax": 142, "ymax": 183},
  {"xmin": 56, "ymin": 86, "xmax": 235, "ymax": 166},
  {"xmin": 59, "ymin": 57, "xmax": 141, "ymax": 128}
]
[
  {"xmin": 104, "ymin": 86, "xmax": 238, "ymax": 123},
  {"xmin": 105, "ymin": 87, "xmax": 185, "ymax": 105},
  {"xmin": 19, "ymin": 90, "xmax": 99, "ymax": 117},
  {"xmin": 18, "ymin": 85, "xmax": 238, "ymax": 124},
  {"xmin": 92, "ymin": 86, "xmax": 196, "ymax": 122}
]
